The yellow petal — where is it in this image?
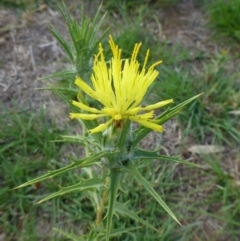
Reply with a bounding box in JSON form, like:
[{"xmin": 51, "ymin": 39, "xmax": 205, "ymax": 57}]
[
  {"xmin": 89, "ymin": 119, "xmax": 113, "ymax": 133},
  {"xmin": 141, "ymin": 99, "xmax": 173, "ymax": 111},
  {"xmin": 143, "ymin": 49, "xmax": 150, "ymax": 70},
  {"xmin": 130, "ymin": 111, "xmax": 154, "ymax": 120},
  {"xmin": 125, "ymin": 107, "xmax": 141, "ymax": 115},
  {"xmin": 72, "ymin": 101, "xmax": 102, "ymax": 113},
  {"xmin": 70, "ymin": 113, "xmax": 107, "ymax": 120},
  {"xmin": 132, "ymin": 119, "xmax": 164, "ymax": 132},
  {"xmin": 75, "ymin": 77, "xmax": 99, "ymax": 100},
  {"xmin": 149, "ymin": 60, "xmax": 162, "ymax": 70},
  {"xmin": 71, "ymin": 36, "xmax": 173, "ymax": 135}
]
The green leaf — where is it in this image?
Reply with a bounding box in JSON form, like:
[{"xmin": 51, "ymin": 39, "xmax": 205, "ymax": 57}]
[
  {"xmin": 157, "ymin": 93, "xmax": 203, "ymax": 124},
  {"xmin": 49, "ymin": 26, "xmax": 74, "ymax": 63},
  {"xmin": 37, "ymin": 177, "xmax": 104, "ymax": 204},
  {"xmin": 37, "ymin": 70, "xmax": 77, "ymax": 80},
  {"xmin": 52, "ymin": 134, "xmax": 101, "ymax": 150},
  {"xmin": 49, "ymin": 86, "xmax": 103, "ymax": 144},
  {"xmin": 132, "ymin": 93, "xmax": 203, "ymax": 148},
  {"xmin": 54, "ymin": 2, "xmax": 108, "ymax": 77},
  {"xmin": 13, "ymin": 151, "xmax": 114, "ymax": 190},
  {"xmin": 133, "ymin": 148, "xmax": 200, "ymax": 167},
  {"xmin": 115, "ymin": 202, "xmax": 159, "ymax": 232},
  {"xmin": 125, "ymin": 162, "xmax": 181, "ymax": 225}
]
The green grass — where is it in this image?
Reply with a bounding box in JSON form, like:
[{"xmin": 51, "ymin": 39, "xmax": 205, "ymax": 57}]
[
  {"xmin": 1, "ymin": 0, "xmax": 240, "ymax": 240},
  {"xmin": 205, "ymin": 0, "xmax": 240, "ymax": 42},
  {"xmin": 0, "ymin": 0, "xmax": 26, "ymax": 9},
  {"xmin": 0, "ymin": 0, "xmax": 59, "ymax": 10},
  {"xmin": 1, "ymin": 105, "xmax": 240, "ymax": 240},
  {"xmin": 103, "ymin": 27, "xmax": 193, "ymax": 67},
  {"xmin": 104, "ymin": 0, "xmax": 179, "ymax": 15},
  {"xmin": 149, "ymin": 50, "xmax": 240, "ymax": 144},
  {"xmin": 0, "ymin": 106, "xmax": 82, "ymax": 240}
]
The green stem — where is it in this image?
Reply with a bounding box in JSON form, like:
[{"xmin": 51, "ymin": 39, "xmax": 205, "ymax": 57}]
[
  {"xmin": 106, "ymin": 168, "xmax": 121, "ymax": 241},
  {"xmin": 82, "ymin": 119, "xmax": 101, "ymax": 224}
]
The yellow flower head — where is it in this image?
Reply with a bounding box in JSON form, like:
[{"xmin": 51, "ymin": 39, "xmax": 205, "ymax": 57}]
[{"xmin": 70, "ymin": 35, "xmax": 173, "ymax": 133}]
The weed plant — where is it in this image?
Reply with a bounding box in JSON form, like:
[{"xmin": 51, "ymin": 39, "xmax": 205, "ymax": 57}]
[
  {"xmin": 8, "ymin": 2, "xmax": 201, "ymax": 240},
  {"xmin": 1, "ymin": 0, "xmax": 240, "ymax": 240}
]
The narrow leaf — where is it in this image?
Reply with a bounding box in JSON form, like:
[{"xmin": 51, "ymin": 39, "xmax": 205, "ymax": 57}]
[
  {"xmin": 37, "ymin": 178, "xmax": 104, "ymax": 204},
  {"xmin": 133, "ymin": 148, "xmax": 199, "ymax": 167},
  {"xmin": 132, "ymin": 94, "xmax": 203, "ymax": 148},
  {"xmin": 49, "ymin": 26, "xmax": 74, "ymax": 63},
  {"xmin": 37, "ymin": 70, "xmax": 77, "ymax": 80},
  {"xmin": 50, "ymin": 86, "xmax": 103, "ymax": 144},
  {"xmin": 52, "ymin": 135, "xmax": 100, "ymax": 150},
  {"xmin": 125, "ymin": 163, "xmax": 181, "ymax": 225},
  {"xmin": 13, "ymin": 151, "xmax": 114, "ymax": 189}
]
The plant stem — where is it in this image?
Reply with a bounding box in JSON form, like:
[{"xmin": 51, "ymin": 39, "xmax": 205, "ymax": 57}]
[{"xmin": 106, "ymin": 167, "xmax": 121, "ymax": 241}]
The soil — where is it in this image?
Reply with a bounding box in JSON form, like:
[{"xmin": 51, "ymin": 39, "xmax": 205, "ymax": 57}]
[
  {"xmin": 1, "ymin": 0, "xmax": 239, "ymax": 240},
  {"xmin": 0, "ymin": 5, "xmax": 69, "ymax": 123}
]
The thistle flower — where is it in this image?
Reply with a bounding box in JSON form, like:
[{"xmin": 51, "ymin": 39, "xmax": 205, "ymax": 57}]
[{"xmin": 70, "ymin": 35, "xmax": 173, "ymax": 133}]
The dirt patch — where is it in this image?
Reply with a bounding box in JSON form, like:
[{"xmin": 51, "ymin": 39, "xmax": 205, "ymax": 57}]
[
  {"xmin": 161, "ymin": 1, "xmax": 210, "ymax": 46},
  {"xmin": 0, "ymin": 6, "xmax": 70, "ymax": 124}
]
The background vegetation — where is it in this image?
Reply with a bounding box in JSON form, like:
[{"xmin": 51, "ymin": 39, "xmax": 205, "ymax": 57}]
[{"xmin": 1, "ymin": 0, "xmax": 240, "ymax": 240}]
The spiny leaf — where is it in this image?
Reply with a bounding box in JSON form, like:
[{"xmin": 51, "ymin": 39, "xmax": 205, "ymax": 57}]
[
  {"xmin": 53, "ymin": 2, "xmax": 108, "ymax": 77},
  {"xmin": 157, "ymin": 93, "xmax": 203, "ymax": 124},
  {"xmin": 132, "ymin": 93, "xmax": 203, "ymax": 148},
  {"xmin": 37, "ymin": 178, "xmax": 104, "ymax": 204},
  {"xmin": 52, "ymin": 134, "xmax": 101, "ymax": 150},
  {"xmin": 125, "ymin": 162, "xmax": 181, "ymax": 225},
  {"xmin": 48, "ymin": 26, "xmax": 74, "ymax": 63},
  {"xmin": 50, "ymin": 86, "xmax": 103, "ymax": 144},
  {"xmin": 133, "ymin": 148, "xmax": 200, "ymax": 167},
  {"xmin": 37, "ymin": 70, "xmax": 77, "ymax": 80},
  {"xmin": 13, "ymin": 151, "xmax": 114, "ymax": 190}
]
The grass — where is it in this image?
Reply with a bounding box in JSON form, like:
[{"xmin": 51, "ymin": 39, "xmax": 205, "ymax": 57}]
[
  {"xmin": 150, "ymin": 50, "xmax": 240, "ymax": 144},
  {"xmin": 204, "ymin": 0, "xmax": 240, "ymax": 42},
  {"xmin": 1, "ymin": 0, "xmax": 240, "ymax": 240},
  {"xmin": 0, "ymin": 105, "xmax": 97, "ymax": 240},
  {"xmin": 104, "ymin": 0, "xmax": 178, "ymax": 16},
  {"xmin": 0, "ymin": 0, "xmax": 58, "ymax": 9}
]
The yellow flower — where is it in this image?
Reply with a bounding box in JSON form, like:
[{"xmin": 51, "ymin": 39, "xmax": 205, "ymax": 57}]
[{"xmin": 70, "ymin": 35, "xmax": 173, "ymax": 134}]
